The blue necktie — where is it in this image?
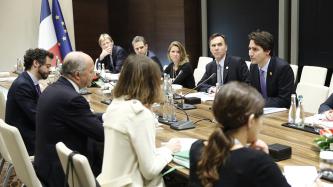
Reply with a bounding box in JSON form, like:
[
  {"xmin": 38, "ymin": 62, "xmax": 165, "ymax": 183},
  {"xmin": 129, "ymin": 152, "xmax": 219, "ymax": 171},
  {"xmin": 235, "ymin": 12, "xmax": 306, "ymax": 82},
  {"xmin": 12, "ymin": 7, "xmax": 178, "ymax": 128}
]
[
  {"xmin": 259, "ymin": 70, "xmax": 267, "ymax": 98},
  {"xmin": 35, "ymin": 84, "xmax": 41, "ymax": 96}
]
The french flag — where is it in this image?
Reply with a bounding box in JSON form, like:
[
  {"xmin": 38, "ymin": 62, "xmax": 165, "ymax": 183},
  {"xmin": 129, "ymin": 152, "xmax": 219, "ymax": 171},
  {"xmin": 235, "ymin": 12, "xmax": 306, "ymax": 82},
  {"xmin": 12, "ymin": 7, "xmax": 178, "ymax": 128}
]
[{"xmin": 38, "ymin": 0, "xmax": 62, "ymax": 65}]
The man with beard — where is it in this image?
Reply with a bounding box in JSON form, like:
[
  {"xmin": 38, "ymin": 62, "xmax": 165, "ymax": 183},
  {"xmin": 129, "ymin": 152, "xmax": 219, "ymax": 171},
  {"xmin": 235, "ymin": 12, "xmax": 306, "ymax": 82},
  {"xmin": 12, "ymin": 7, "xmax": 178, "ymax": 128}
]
[{"xmin": 5, "ymin": 48, "xmax": 53, "ymax": 155}]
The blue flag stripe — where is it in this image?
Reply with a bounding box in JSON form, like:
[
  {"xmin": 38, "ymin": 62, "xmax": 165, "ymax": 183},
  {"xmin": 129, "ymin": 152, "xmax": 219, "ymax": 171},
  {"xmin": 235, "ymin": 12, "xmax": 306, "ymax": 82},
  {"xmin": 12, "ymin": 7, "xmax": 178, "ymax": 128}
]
[
  {"xmin": 40, "ymin": 0, "xmax": 51, "ymax": 23},
  {"xmin": 52, "ymin": 0, "xmax": 73, "ymax": 58}
]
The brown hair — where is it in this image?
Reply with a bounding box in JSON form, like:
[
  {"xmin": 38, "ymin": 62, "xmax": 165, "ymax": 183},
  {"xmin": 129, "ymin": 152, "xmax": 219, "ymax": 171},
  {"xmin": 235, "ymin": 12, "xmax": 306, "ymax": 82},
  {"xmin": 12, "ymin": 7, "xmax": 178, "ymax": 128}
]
[
  {"xmin": 197, "ymin": 81, "xmax": 264, "ymax": 187},
  {"xmin": 248, "ymin": 30, "xmax": 274, "ymax": 56},
  {"xmin": 113, "ymin": 54, "xmax": 162, "ymax": 105},
  {"xmin": 167, "ymin": 41, "xmax": 189, "ymax": 67}
]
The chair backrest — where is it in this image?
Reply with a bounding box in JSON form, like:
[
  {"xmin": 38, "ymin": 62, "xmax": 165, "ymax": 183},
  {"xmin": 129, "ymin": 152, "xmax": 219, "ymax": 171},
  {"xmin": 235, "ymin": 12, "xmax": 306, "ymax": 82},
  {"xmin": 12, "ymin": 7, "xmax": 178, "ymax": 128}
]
[
  {"xmin": 300, "ymin": 65, "xmax": 327, "ymax": 86},
  {"xmin": 0, "ymin": 120, "xmax": 12, "ymax": 164},
  {"xmin": 0, "ymin": 119, "xmax": 42, "ymax": 187},
  {"xmin": 193, "ymin": 68, "xmax": 205, "ymax": 86},
  {"xmin": 197, "ymin": 56, "xmax": 213, "ymax": 70},
  {"xmin": 56, "ymin": 142, "xmax": 97, "ymax": 187},
  {"xmin": 0, "ymin": 91, "xmax": 6, "ymax": 120},
  {"xmin": 290, "ymin": 64, "xmax": 298, "ymax": 83},
  {"xmin": 245, "ymin": 61, "xmax": 251, "ymax": 70},
  {"xmin": 296, "ymin": 82, "xmax": 329, "ymax": 113}
]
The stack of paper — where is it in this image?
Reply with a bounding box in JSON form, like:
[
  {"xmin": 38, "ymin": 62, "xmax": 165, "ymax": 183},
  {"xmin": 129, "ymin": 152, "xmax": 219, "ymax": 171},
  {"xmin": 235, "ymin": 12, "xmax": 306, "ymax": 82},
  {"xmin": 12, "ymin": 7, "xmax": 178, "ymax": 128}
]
[
  {"xmin": 172, "ymin": 138, "xmax": 197, "ymax": 169},
  {"xmin": 185, "ymin": 92, "xmax": 215, "ymax": 102},
  {"xmin": 284, "ymin": 166, "xmax": 319, "ymax": 187},
  {"xmin": 305, "ymin": 114, "xmax": 333, "ymax": 129}
]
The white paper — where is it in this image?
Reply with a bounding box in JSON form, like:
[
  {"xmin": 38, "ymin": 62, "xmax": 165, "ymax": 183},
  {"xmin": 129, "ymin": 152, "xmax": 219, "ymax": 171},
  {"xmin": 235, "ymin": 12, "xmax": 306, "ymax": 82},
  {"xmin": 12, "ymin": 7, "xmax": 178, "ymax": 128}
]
[
  {"xmin": 0, "ymin": 72, "xmax": 10, "ymax": 77},
  {"xmin": 177, "ymin": 138, "xmax": 197, "ymax": 152},
  {"xmin": 263, "ymin": 107, "xmax": 287, "ymax": 115},
  {"xmin": 184, "ymin": 92, "xmax": 215, "ymax": 102},
  {"xmin": 305, "ymin": 114, "xmax": 333, "ymax": 128},
  {"xmin": 105, "ymin": 73, "xmax": 119, "ymax": 81},
  {"xmin": 284, "ymin": 166, "xmax": 318, "ymax": 187},
  {"xmin": 0, "ymin": 77, "xmax": 16, "ymax": 82}
]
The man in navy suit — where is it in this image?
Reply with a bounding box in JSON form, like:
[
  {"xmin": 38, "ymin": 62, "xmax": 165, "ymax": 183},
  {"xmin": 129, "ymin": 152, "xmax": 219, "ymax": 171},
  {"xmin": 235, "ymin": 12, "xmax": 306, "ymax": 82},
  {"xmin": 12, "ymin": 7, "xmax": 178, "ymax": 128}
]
[
  {"xmin": 34, "ymin": 51, "xmax": 104, "ymax": 187},
  {"xmin": 197, "ymin": 33, "xmax": 250, "ymax": 92},
  {"xmin": 5, "ymin": 48, "xmax": 53, "ymax": 155},
  {"xmin": 248, "ymin": 30, "xmax": 294, "ymax": 108},
  {"xmin": 132, "ymin": 35, "xmax": 163, "ymax": 73},
  {"xmin": 96, "ymin": 33, "xmax": 128, "ymax": 73}
]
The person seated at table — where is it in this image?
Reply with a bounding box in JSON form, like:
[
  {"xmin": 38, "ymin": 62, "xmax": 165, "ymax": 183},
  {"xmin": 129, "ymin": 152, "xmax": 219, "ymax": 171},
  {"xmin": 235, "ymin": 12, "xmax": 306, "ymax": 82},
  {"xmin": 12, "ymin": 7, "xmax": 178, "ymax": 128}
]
[
  {"xmin": 189, "ymin": 81, "xmax": 290, "ymax": 187},
  {"xmin": 319, "ymin": 93, "xmax": 333, "ymax": 120},
  {"xmin": 96, "ymin": 33, "xmax": 128, "ymax": 73},
  {"xmin": 99, "ymin": 54, "xmax": 181, "ymax": 186},
  {"xmin": 164, "ymin": 41, "xmax": 195, "ymax": 89}
]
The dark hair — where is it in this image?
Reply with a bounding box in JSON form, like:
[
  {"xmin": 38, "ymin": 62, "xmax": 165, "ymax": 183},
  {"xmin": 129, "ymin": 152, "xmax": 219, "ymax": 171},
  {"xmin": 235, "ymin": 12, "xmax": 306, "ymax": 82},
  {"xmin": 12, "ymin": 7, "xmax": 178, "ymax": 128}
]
[
  {"xmin": 23, "ymin": 48, "xmax": 54, "ymax": 70},
  {"xmin": 209, "ymin": 33, "xmax": 228, "ymax": 46},
  {"xmin": 248, "ymin": 30, "xmax": 274, "ymax": 56},
  {"xmin": 113, "ymin": 54, "xmax": 163, "ymax": 105},
  {"xmin": 197, "ymin": 81, "xmax": 264, "ymax": 186}
]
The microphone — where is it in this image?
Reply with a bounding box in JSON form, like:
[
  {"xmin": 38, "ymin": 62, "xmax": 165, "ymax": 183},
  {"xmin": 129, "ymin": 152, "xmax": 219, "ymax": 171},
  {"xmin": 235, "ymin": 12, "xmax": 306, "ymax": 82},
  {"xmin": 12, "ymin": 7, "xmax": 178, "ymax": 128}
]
[
  {"xmin": 170, "ymin": 104, "xmax": 195, "ymax": 130},
  {"xmin": 175, "ymin": 73, "xmax": 216, "ymax": 110}
]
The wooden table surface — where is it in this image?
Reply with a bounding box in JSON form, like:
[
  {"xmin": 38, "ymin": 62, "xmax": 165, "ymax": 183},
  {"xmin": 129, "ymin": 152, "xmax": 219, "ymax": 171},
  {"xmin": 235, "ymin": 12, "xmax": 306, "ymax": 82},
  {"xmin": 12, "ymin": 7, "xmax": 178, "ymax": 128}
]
[{"xmin": 0, "ymin": 77, "xmax": 322, "ymax": 178}]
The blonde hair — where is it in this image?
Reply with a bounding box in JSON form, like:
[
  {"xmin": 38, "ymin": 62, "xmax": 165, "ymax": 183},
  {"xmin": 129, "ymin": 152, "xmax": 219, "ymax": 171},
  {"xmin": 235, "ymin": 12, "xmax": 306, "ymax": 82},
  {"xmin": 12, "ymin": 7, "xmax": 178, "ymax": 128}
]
[
  {"xmin": 167, "ymin": 41, "xmax": 189, "ymax": 67},
  {"xmin": 113, "ymin": 55, "xmax": 163, "ymax": 105},
  {"xmin": 98, "ymin": 33, "xmax": 113, "ymax": 47}
]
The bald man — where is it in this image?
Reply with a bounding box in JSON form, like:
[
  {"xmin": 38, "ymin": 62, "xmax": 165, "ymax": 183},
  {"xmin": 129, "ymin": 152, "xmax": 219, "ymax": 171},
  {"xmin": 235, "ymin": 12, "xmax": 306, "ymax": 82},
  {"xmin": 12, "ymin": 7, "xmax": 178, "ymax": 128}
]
[{"xmin": 34, "ymin": 52, "xmax": 104, "ymax": 187}]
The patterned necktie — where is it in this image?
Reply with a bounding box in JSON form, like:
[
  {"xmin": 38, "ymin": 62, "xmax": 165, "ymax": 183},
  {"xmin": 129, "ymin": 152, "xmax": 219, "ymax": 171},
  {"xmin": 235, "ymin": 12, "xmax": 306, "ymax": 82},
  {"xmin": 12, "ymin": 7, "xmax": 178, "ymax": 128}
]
[
  {"xmin": 109, "ymin": 55, "xmax": 114, "ymax": 72},
  {"xmin": 259, "ymin": 69, "xmax": 267, "ymax": 98},
  {"xmin": 35, "ymin": 84, "xmax": 41, "ymax": 96}
]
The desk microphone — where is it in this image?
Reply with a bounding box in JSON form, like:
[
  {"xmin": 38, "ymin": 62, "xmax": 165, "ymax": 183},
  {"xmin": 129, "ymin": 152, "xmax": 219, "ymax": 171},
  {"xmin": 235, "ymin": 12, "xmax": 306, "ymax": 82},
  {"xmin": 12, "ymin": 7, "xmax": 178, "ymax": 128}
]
[
  {"xmin": 175, "ymin": 73, "xmax": 216, "ymax": 110},
  {"xmin": 170, "ymin": 104, "xmax": 195, "ymax": 130}
]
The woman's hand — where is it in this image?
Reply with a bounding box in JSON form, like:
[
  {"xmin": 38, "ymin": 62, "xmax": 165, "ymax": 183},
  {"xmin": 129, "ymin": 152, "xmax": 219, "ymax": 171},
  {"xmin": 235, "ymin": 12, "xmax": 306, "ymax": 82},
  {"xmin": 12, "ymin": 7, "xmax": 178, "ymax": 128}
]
[
  {"xmin": 324, "ymin": 110, "xmax": 333, "ymax": 121},
  {"xmin": 249, "ymin": 139, "xmax": 269, "ymax": 154}
]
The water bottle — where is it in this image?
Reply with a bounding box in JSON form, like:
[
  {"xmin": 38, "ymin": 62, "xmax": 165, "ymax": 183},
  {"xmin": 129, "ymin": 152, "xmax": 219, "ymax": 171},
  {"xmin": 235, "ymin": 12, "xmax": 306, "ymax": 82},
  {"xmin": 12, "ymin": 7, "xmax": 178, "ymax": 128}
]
[
  {"xmin": 288, "ymin": 94, "xmax": 297, "ymax": 124},
  {"xmin": 162, "ymin": 74, "xmax": 176, "ymax": 122},
  {"xmin": 100, "ymin": 63, "xmax": 106, "ymax": 80},
  {"xmin": 296, "ymin": 95, "xmax": 305, "ymax": 126}
]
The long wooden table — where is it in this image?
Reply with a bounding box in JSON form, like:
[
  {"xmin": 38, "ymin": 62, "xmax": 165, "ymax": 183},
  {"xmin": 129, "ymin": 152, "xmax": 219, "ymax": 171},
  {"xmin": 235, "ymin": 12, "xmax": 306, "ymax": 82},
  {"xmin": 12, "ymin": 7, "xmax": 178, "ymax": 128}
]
[{"xmin": 0, "ymin": 77, "xmax": 322, "ymax": 178}]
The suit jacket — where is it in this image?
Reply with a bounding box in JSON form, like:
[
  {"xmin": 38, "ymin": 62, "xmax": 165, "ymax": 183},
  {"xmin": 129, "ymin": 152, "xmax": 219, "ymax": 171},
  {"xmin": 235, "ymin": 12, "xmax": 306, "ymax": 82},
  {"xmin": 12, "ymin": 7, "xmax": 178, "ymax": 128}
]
[
  {"xmin": 147, "ymin": 50, "xmax": 163, "ymax": 73},
  {"xmin": 197, "ymin": 55, "xmax": 250, "ymax": 92},
  {"xmin": 164, "ymin": 62, "xmax": 195, "ymax": 89},
  {"xmin": 319, "ymin": 93, "xmax": 333, "ymax": 113},
  {"xmin": 5, "ymin": 71, "xmax": 39, "ymax": 155},
  {"xmin": 34, "ymin": 77, "xmax": 104, "ymax": 187},
  {"xmin": 97, "ymin": 45, "xmax": 128, "ymax": 73},
  {"xmin": 249, "ymin": 57, "xmax": 295, "ymax": 108}
]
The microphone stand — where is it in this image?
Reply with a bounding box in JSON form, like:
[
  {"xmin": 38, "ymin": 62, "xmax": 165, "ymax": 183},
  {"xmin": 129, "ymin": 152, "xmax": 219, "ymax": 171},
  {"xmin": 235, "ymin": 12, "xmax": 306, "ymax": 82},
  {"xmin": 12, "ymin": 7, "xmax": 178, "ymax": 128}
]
[{"xmin": 170, "ymin": 104, "xmax": 195, "ymax": 130}]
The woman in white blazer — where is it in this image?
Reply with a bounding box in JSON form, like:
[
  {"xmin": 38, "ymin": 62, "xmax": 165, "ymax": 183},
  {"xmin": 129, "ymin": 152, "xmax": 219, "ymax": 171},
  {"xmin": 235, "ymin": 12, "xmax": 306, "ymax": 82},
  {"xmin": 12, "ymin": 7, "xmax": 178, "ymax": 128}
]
[{"xmin": 98, "ymin": 54, "xmax": 181, "ymax": 187}]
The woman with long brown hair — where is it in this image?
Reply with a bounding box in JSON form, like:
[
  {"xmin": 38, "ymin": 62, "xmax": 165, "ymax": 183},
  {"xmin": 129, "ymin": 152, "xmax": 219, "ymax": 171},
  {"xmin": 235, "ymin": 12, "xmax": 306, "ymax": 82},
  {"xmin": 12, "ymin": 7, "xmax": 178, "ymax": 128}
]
[
  {"xmin": 99, "ymin": 54, "xmax": 180, "ymax": 186},
  {"xmin": 189, "ymin": 82, "xmax": 290, "ymax": 187},
  {"xmin": 164, "ymin": 41, "xmax": 195, "ymax": 88}
]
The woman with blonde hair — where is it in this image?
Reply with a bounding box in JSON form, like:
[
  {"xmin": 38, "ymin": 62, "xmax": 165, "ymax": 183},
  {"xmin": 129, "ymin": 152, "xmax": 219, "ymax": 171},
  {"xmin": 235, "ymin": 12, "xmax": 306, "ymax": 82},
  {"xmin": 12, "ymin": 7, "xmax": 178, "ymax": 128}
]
[
  {"xmin": 189, "ymin": 82, "xmax": 290, "ymax": 187},
  {"xmin": 164, "ymin": 41, "xmax": 195, "ymax": 88},
  {"xmin": 99, "ymin": 54, "xmax": 180, "ymax": 187}
]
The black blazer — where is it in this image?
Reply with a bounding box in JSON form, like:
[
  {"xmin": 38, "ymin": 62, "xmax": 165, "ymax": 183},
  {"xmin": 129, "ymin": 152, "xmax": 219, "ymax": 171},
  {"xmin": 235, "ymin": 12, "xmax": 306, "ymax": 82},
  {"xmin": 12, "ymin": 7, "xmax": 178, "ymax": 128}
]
[
  {"xmin": 249, "ymin": 57, "xmax": 295, "ymax": 108},
  {"xmin": 5, "ymin": 71, "xmax": 39, "ymax": 155},
  {"xmin": 164, "ymin": 62, "xmax": 195, "ymax": 89},
  {"xmin": 319, "ymin": 93, "xmax": 333, "ymax": 113},
  {"xmin": 97, "ymin": 45, "xmax": 128, "ymax": 73},
  {"xmin": 197, "ymin": 55, "xmax": 250, "ymax": 92},
  {"xmin": 34, "ymin": 77, "xmax": 104, "ymax": 187}
]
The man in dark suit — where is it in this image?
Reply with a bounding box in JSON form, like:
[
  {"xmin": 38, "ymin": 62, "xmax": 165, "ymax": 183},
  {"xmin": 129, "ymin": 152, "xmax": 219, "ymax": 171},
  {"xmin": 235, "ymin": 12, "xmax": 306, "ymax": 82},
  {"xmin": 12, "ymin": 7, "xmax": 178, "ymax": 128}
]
[
  {"xmin": 197, "ymin": 33, "xmax": 250, "ymax": 92},
  {"xmin": 96, "ymin": 33, "xmax": 128, "ymax": 73},
  {"xmin": 5, "ymin": 48, "xmax": 53, "ymax": 155},
  {"xmin": 248, "ymin": 30, "xmax": 294, "ymax": 108},
  {"xmin": 132, "ymin": 35, "xmax": 163, "ymax": 73},
  {"xmin": 34, "ymin": 51, "xmax": 104, "ymax": 187}
]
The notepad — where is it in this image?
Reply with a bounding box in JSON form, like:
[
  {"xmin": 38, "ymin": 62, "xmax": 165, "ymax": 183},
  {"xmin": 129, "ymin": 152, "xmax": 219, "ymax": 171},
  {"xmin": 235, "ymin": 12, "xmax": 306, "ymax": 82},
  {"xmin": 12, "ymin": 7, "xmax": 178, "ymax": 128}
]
[
  {"xmin": 172, "ymin": 138, "xmax": 197, "ymax": 169},
  {"xmin": 284, "ymin": 166, "xmax": 318, "ymax": 187}
]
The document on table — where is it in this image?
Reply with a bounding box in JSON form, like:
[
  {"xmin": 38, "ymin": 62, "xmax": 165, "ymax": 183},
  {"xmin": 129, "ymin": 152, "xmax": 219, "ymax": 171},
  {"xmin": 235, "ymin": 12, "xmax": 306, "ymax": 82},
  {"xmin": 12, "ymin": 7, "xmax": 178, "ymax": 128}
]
[
  {"xmin": 263, "ymin": 107, "xmax": 287, "ymax": 115},
  {"xmin": 305, "ymin": 114, "xmax": 333, "ymax": 128},
  {"xmin": 185, "ymin": 92, "xmax": 215, "ymax": 102},
  {"xmin": 284, "ymin": 166, "xmax": 319, "ymax": 187},
  {"xmin": 172, "ymin": 138, "xmax": 197, "ymax": 169}
]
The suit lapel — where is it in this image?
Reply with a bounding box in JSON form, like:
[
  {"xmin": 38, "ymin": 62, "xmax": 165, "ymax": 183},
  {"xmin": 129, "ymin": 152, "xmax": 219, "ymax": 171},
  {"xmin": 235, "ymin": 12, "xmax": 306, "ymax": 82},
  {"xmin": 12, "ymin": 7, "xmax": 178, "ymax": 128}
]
[
  {"xmin": 223, "ymin": 56, "xmax": 230, "ymax": 83},
  {"xmin": 22, "ymin": 71, "xmax": 39, "ymax": 97},
  {"xmin": 251, "ymin": 64, "xmax": 261, "ymax": 91},
  {"xmin": 266, "ymin": 58, "xmax": 276, "ymax": 96}
]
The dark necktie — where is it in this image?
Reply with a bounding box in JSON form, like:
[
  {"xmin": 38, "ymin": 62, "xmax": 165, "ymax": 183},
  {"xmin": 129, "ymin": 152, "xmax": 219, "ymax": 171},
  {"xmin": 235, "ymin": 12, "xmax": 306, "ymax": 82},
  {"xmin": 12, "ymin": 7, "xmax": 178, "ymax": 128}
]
[
  {"xmin": 35, "ymin": 84, "xmax": 41, "ymax": 96},
  {"xmin": 259, "ymin": 69, "xmax": 267, "ymax": 98}
]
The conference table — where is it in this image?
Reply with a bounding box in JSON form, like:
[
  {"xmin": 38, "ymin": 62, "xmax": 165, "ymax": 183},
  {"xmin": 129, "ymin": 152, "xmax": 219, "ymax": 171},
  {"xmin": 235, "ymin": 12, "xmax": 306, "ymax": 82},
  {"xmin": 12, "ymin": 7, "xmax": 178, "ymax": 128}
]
[{"xmin": 0, "ymin": 74, "xmax": 322, "ymax": 178}]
